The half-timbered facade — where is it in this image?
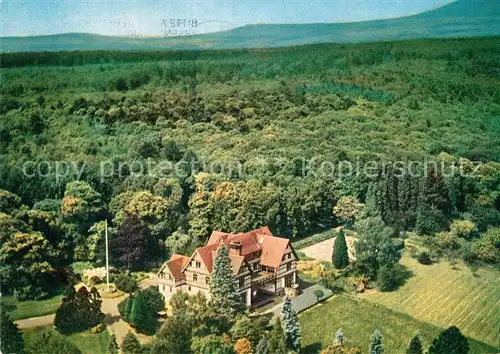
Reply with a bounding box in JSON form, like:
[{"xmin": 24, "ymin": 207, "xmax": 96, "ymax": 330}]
[{"xmin": 157, "ymin": 226, "xmax": 298, "ymax": 307}]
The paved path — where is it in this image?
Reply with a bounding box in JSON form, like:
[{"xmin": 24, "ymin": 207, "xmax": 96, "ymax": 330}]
[
  {"xmin": 15, "ymin": 314, "xmax": 55, "ymax": 330},
  {"xmin": 15, "ymin": 276, "xmax": 157, "ymax": 346}
]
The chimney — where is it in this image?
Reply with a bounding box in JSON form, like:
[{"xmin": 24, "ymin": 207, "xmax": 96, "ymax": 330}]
[{"xmin": 229, "ymin": 240, "xmax": 243, "ymax": 256}]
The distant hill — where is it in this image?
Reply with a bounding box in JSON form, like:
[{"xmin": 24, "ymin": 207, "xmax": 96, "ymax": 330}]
[{"xmin": 1, "ymin": 0, "xmax": 499, "ymax": 52}]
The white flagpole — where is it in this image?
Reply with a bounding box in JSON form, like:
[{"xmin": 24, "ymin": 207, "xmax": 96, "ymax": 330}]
[{"xmin": 105, "ymin": 218, "xmax": 110, "ymax": 292}]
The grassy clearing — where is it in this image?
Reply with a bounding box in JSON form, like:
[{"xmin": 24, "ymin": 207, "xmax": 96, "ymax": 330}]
[
  {"xmin": 360, "ymin": 252, "xmax": 500, "ymax": 347},
  {"xmin": 3, "ymin": 295, "xmax": 63, "ymax": 321},
  {"xmin": 300, "ymin": 295, "xmax": 498, "ymax": 354},
  {"xmin": 23, "ymin": 326, "xmax": 110, "ymax": 354}
]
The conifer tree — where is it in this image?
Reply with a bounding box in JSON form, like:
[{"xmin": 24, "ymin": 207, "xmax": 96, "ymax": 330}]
[
  {"xmin": 108, "ymin": 334, "xmax": 119, "ymax": 354},
  {"xmin": 281, "ymin": 297, "xmax": 301, "ymax": 351},
  {"xmin": 406, "ymin": 331, "xmax": 423, "ymax": 354},
  {"xmin": 123, "ymin": 294, "xmax": 134, "ymax": 322},
  {"xmin": 255, "ymin": 335, "xmax": 269, "ymax": 354},
  {"xmin": 335, "ymin": 328, "xmax": 344, "ymax": 346},
  {"xmin": 209, "ymin": 245, "xmax": 245, "ymax": 322},
  {"xmin": 333, "ymin": 229, "xmax": 349, "ymax": 269},
  {"xmin": 370, "ymin": 329, "xmax": 384, "ymax": 354},
  {"xmin": 428, "ymin": 326, "xmax": 469, "ymax": 354},
  {"xmin": 121, "ymin": 331, "xmax": 141, "ymax": 354},
  {"xmin": 268, "ymin": 318, "xmax": 287, "ymax": 354},
  {"xmin": 128, "ymin": 291, "xmax": 156, "ymax": 333}
]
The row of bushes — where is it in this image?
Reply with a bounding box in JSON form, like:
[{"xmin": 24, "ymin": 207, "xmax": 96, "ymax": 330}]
[{"xmin": 292, "ymin": 229, "xmax": 339, "ymax": 249}]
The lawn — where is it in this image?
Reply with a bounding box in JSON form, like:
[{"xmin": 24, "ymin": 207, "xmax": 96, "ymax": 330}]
[
  {"xmin": 360, "ymin": 252, "xmax": 500, "ymax": 348},
  {"xmin": 23, "ymin": 326, "xmax": 110, "ymax": 354},
  {"xmin": 300, "ymin": 295, "xmax": 499, "ymax": 354},
  {"xmin": 2, "ymin": 294, "xmax": 63, "ymax": 321}
]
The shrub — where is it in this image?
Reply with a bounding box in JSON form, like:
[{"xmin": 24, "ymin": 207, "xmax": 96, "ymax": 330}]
[
  {"xmin": 293, "ymin": 230, "xmax": 337, "ymax": 249},
  {"xmin": 114, "ymin": 273, "xmax": 138, "ymax": 293},
  {"xmin": 417, "ymin": 251, "xmax": 433, "ymax": 265},
  {"xmin": 91, "ymin": 323, "xmax": 106, "ymax": 334},
  {"xmin": 393, "ymin": 239, "xmax": 405, "ymax": 251},
  {"xmin": 116, "ymin": 78, "xmax": 128, "ymax": 91},
  {"xmin": 82, "ymin": 267, "xmax": 106, "ymax": 285}
]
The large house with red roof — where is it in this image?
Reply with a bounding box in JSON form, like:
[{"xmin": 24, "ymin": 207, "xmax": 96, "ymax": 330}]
[{"xmin": 157, "ymin": 226, "xmax": 298, "ymax": 308}]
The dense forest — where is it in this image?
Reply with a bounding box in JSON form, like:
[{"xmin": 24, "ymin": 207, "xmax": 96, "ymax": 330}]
[{"xmin": 1, "ymin": 37, "xmax": 499, "ymax": 300}]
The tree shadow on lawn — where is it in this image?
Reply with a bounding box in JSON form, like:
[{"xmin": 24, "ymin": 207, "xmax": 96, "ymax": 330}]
[
  {"xmin": 380, "ymin": 264, "xmax": 414, "ymax": 292},
  {"xmin": 302, "ymin": 342, "xmax": 322, "ymax": 353}
]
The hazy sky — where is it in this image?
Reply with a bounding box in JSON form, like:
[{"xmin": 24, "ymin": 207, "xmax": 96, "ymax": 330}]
[{"xmin": 1, "ymin": 0, "xmax": 453, "ymax": 37}]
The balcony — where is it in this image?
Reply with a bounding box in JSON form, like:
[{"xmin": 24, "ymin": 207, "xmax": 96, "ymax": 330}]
[{"xmin": 251, "ymin": 270, "xmax": 275, "ymax": 285}]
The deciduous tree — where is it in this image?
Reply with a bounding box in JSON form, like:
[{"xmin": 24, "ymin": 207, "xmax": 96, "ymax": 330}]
[
  {"xmin": 234, "ymin": 338, "xmax": 253, "ymax": 354},
  {"xmin": 1, "ymin": 309, "xmax": 25, "ymax": 354},
  {"xmin": 0, "ymin": 231, "xmax": 58, "ymax": 300},
  {"xmin": 30, "ymin": 329, "xmax": 81, "ymax": 354},
  {"xmin": 54, "ymin": 286, "xmax": 104, "ymax": 334},
  {"xmin": 112, "ymin": 215, "xmax": 150, "ymax": 270}
]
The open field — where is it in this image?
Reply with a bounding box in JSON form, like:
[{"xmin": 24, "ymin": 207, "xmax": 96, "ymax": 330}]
[
  {"xmin": 300, "ymin": 295, "xmax": 499, "ymax": 354},
  {"xmin": 3, "ymin": 295, "xmax": 63, "ymax": 321},
  {"xmin": 23, "ymin": 326, "xmax": 110, "ymax": 354},
  {"xmin": 360, "ymin": 252, "xmax": 500, "ymax": 348}
]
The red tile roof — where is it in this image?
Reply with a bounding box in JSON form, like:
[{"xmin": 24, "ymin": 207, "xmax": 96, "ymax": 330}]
[
  {"xmin": 195, "ymin": 243, "xmax": 219, "ymax": 273},
  {"xmin": 259, "ymin": 235, "xmax": 289, "ymax": 268},
  {"xmin": 206, "ymin": 226, "xmax": 291, "ymax": 269},
  {"xmin": 163, "ymin": 226, "xmax": 292, "ymax": 277},
  {"xmin": 164, "ymin": 254, "xmax": 190, "ymax": 280}
]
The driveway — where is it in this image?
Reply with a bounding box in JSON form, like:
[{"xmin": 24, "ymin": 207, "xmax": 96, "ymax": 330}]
[{"xmin": 15, "ymin": 314, "xmax": 55, "ymax": 330}]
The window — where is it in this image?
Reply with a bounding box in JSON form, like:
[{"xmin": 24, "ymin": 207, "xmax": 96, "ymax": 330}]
[
  {"xmin": 167, "ymin": 274, "xmax": 171, "ymax": 280},
  {"xmin": 196, "ymin": 261, "xmax": 201, "ymax": 268},
  {"xmin": 169, "ymin": 286, "xmax": 172, "ymax": 292},
  {"xmin": 188, "ymin": 286, "xmax": 191, "ymax": 291},
  {"xmin": 287, "ymin": 263, "xmax": 291, "ymax": 271},
  {"xmin": 239, "ymin": 277, "xmax": 245, "ymax": 288},
  {"xmin": 193, "ymin": 274, "xmax": 198, "ymax": 282},
  {"xmin": 205, "ymin": 276, "xmax": 210, "ymax": 284}
]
